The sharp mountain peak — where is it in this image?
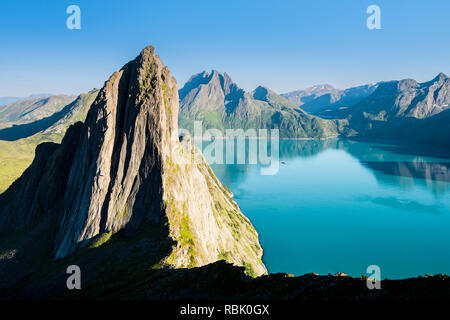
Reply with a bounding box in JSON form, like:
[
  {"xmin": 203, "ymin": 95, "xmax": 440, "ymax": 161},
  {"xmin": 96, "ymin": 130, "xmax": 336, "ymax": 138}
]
[{"xmin": 0, "ymin": 45, "xmax": 266, "ymax": 276}]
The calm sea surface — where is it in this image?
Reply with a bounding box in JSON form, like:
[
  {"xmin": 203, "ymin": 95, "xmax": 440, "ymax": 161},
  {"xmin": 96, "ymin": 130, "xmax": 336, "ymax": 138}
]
[{"xmin": 206, "ymin": 139, "xmax": 450, "ymax": 279}]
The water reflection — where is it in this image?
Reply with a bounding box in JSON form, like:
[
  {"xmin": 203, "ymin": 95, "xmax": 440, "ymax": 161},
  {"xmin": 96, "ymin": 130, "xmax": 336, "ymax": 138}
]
[
  {"xmin": 342, "ymin": 142, "xmax": 450, "ymax": 196},
  {"xmin": 362, "ymin": 160, "xmax": 450, "ymax": 180},
  {"xmin": 277, "ymin": 139, "xmax": 339, "ymax": 159},
  {"xmin": 357, "ymin": 195, "xmax": 443, "ymax": 215},
  {"xmin": 206, "ymin": 139, "xmax": 450, "ymax": 197}
]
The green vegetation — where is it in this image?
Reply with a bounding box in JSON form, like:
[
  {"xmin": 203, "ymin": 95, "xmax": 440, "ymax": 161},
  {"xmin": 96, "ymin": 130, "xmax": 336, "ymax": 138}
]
[
  {"xmin": 0, "ymin": 138, "xmax": 36, "ymax": 193},
  {"xmin": 118, "ymin": 205, "xmax": 131, "ymax": 219},
  {"xmin": 242, "ymin": 260, "xmax": 257, "ymax": 278},
  {"xmin": 0, "ymin": 132, "xmax": 63, "ymax": 193},
  {"xmin": 0, "ymin": 90, "xmax": 97, "ymax": 194},
  {"xmin": 180, "ymin": 215, "xmax": 193, "ymax": 247},
  {"xmin": 90, "ymin": 232, "xmax": 112, "ymax": 248},
  {"xmin": 161, "ymin": 81, "xmax": 171, "ymax": 115},
  {"xmin": 139, "ymin": 63, "xmax": 155, "ymax": 102},
  {"xmin": 164, "ymin": 179, "xmax": 197, "ymax": 269},
  {"xmin": 180, "ymin": 215, "xmax": 196, "ymax": 267},
  {"xmin": 217, "ymin": 251, "xmax": 231, "ymax": 261}
]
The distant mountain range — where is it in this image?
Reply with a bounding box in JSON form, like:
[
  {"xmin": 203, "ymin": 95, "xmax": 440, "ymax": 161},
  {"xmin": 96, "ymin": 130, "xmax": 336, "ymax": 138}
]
[
  {"xmin": 179, "ymin": 71, "xmax": 450, "ymax": 148},
  {"xmin": 341, "ymin": 73, "xmax": 450, "ymax": 148},
  {"xmin": 0, "ymin": 91, "xmax": 97, "ymax": 141},
  {"xmin": 0, "ymin": 94, "xmax": 55, "ymax": 107},
  {"xmin": 281, "ymin": 83, "xmax": 379, "ymax": 114},
  {"xmin": 179, "ymin": 70, "xmax": 342, "ymax": 138},
  {"xmin": 0, "ymin": 95, "xmax": 75, "ymax": 129},
  {"xmin": 331, "ymin": 72, "xmax": 449, "ymax": 120}
]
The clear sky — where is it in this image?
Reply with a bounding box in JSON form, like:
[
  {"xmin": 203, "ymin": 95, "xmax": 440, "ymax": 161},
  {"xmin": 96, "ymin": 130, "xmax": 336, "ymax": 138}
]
[{"xmin": 0, "ymin": 0, "xmax": 449, "ymax": 97}]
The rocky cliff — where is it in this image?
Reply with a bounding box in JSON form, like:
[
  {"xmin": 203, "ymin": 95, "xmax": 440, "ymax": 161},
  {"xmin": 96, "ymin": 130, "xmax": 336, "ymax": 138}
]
[{"xmin": 0, "ymin": 46, "xmax": 266, "ymax": 288}]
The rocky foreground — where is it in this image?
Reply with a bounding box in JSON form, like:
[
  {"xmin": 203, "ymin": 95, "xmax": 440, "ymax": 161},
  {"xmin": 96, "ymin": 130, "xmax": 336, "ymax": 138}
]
[{"xmin": 77, "ymin": 261, "xmax": 450, "ymax": 300}]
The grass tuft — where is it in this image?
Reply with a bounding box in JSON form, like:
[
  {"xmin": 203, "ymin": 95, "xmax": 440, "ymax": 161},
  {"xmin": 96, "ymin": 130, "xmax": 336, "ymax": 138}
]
[{"xmin": 90, "ymin": 232, "xmax": 112, "ymax": 249}]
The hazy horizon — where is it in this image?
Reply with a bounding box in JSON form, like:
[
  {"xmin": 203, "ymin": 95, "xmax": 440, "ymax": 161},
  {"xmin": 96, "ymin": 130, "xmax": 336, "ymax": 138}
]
[{"xmin": 3, "ymin": 70, "xmax": 448, "ymax": 100}]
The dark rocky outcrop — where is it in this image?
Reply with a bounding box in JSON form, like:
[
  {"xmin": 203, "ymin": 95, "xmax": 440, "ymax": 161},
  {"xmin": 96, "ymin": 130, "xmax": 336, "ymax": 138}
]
[
  {"xmin": 0, "ymin": 123, "xmax": 82, "ymax": 232},
  {"xmin": 80, "ymin": 260, "xmax": 450, "ymax": 300}
]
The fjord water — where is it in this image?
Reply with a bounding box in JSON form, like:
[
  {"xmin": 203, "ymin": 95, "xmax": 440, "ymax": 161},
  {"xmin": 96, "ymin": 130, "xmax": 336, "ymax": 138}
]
[{"xmin": 207, "ymin": 139, "xmax": 450, "ymax": 279}]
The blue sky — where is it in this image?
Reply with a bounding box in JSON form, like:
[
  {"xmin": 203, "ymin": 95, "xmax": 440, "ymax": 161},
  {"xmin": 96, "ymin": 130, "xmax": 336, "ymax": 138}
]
[{"xmin": 0, "ymin": 0, "xmax": 449, "ymax": 96}]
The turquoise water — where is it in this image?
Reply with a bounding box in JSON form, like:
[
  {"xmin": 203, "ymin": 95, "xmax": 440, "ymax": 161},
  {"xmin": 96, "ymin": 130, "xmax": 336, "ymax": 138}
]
[{"xmin": 207, "ymin": 139, "xmax": 450, "ymax": 279}]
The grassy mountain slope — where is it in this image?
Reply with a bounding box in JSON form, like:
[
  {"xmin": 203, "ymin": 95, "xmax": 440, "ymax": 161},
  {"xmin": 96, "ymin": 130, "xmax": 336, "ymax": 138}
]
[
  {"xmin": 0, "ymin": 90, "xmax": 98, "ymax": 193},
  {"xmin": 0, "ymin": 95, "xmax": 75, "ymax": 129}
]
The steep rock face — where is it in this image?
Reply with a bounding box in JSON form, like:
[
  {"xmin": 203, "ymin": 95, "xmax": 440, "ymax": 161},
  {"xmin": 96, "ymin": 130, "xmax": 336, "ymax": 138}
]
[
  {"xmin": 179, "ymin": 70, "xmax": 245, "ymax": 117},
  {"xmin": 0, "ymin": 46, "xmax": 266, "ymax": 276},
  {"xmin": 0, "ymin": 123, "xmax": 83, "ymax": 232},
  {"xmin": 179, "ymin": 70, "xmax": 342, "ymax": 139}
]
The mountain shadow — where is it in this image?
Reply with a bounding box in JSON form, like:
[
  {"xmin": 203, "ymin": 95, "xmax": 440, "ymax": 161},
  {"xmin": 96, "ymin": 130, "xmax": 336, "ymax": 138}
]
[{"xmin": 0, "ymin": 99, "xmax": 79, "ymax": 141}]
